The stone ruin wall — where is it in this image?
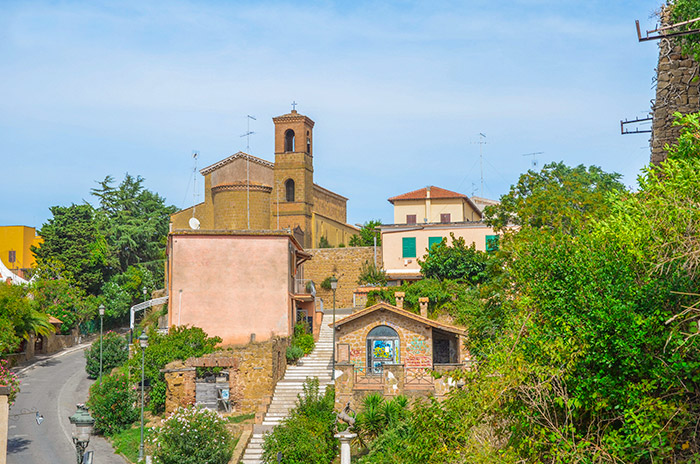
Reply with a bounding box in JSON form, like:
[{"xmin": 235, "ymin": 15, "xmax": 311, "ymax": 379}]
[{"xmin": 651, "ymin": 30, "xmax": 700, "ymax": 164}]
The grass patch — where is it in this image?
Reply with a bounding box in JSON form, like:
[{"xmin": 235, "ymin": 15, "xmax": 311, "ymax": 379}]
[
  {"xmin": 110, "ymin": 425, "xmax": 153, "ymax": 463},
  {"xmin": 227, "ymin": 412, "xmax": 255, "ymax": 424}
]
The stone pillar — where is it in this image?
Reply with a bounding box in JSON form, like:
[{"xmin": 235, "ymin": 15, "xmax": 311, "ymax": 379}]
[
  {"xmin": 334, "ymin": 363, "xmax": 355, "ymax": 410},
  {"xmin": 383, "ymin": 364, "xmax": 405, "ymax": 397},
  {"xmin": 419, "ymin": 297, "xmax": 429, "ymax": 318},
  {"xmin": 394, "ymin": 292, "xmax": 405, "ymax": 309},
  {"xmin": 0, "ymin": 386, "xmax": 9, "ymax": 464},
  {"xmin": 334, "ymin": 430, "xmax": 357, "ymax": 464}
]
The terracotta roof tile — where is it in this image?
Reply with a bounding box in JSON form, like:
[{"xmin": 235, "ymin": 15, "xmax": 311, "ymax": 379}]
[{"xmin": 388, "ymin": 186, "xmax": 468, "ymax": 203}]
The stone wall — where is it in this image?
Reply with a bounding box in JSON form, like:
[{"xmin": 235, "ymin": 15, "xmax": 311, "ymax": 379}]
[
  {"xmin": 163, "ymin": 337, "xmax": 290, "ymax": 422},
  {"xmin": 651, "ymin": 33, "xmax": 700, "ymax": 164},
  {"xmin": 303, "ymin": 247, "xmax": 381, "ymax": 309}
]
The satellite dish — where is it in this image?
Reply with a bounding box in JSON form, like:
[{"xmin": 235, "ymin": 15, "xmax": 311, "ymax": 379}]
[{"xmin": 189, "ymin": 217, "xmax": 201, "ymax": 230}]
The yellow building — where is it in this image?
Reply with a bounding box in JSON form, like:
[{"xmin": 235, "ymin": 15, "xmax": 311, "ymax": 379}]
[
  {"xmin": 170, "ymin": 109, "xmax": 358, "ymax": 248},
  {"xmin": 0, "ymin": 226, "xmax": 42, "ymax": 278}
]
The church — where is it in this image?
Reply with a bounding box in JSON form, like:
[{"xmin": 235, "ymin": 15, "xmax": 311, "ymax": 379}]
[{"xmin": 170, "ymin": 108, "xmax": 358, "ymax": 248}]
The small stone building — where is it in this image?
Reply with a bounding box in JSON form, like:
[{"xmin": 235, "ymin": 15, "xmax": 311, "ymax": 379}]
[{"xmin": 333, "ymin": 299, "xmax": 469, "ymax": 408}]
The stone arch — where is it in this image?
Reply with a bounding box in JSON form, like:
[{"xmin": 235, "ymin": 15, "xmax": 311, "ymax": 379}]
[{"xmin": 366, "ymin": 324, "xmax": 400, "ymax": 373}]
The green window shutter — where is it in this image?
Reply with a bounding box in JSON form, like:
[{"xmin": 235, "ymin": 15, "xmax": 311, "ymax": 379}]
[
  {"xmin": 428, "ymin": 236, "xmax": 443, "ymax": 254},
  {"xmin": 485, "ymin": 235, "xmax": 499, "ymax": 252},
  {"xmin": 402, "ymin": 237, "xmax": 416, "ymax": 258}
]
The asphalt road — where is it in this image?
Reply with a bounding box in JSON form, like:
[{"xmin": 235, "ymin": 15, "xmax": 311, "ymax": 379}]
[{"xmin": 7, "ymin": 346, "xmax": 127, "ymax": 464}]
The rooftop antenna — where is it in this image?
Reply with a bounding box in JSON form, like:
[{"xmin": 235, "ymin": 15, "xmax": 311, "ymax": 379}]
[
  {"xmin": 240, "ymin": 115, "xmax": 256, "ymax": 229},
  {"xmin": 477, "ymin": 133, "xmax": 486, "ymax": 197},
  {"xmin": 521, "ymin": 151, "xmax": 544, "ymax": 169},
  {"xmin": 189, "ymin": 151, "xmax": 201, "ymax": 230}
]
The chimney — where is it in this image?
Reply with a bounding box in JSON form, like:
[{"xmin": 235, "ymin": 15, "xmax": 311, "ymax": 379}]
[
  {"xmin": 394, "ymin": 292, "xmax": 405, "ymax": 309},
  {"xmin": 419, "ymin": 297, "xmax": 429, "ymax": 318}
]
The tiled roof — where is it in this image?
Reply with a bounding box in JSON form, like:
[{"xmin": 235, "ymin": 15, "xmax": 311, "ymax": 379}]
[
  {"xmin": 388, "ymin": 186, "xmax": 468, "ymax": 203},
  {"xmin": 332, "ymin": 302, "xmax": 467, "ymax": 336}
]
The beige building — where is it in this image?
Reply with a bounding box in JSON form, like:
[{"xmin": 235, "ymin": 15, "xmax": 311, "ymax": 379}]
[
  {"xmin": 170, "ymin": 109, "xmax": 358, "ymax": 249},
  {"xmin": 381, "ymin": 186, "xmax": 498, "ymax": 282},
  {"xmin": 388, "ymin": 186, "xmax": 482, "ymax": 225}
]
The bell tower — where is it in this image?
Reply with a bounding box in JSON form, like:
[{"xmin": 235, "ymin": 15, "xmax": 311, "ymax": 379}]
[{"xmin": 272, "ymin": 108, "xmax": 315, "ymax": 248}]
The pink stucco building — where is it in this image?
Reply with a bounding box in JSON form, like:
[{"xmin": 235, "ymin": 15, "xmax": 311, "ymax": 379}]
[{"xmin": 166, "ymin": 230, "xmax": 318, "ymax": 346}]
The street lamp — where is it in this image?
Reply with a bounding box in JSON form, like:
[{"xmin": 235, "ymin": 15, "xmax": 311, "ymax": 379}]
[
  {"xmin": 68, "ymin": 404, "xmax": 95, "ymax": 464},
  {"xmin": 142, "ymin": 286, "xmax": 148, "ymax": 302},
  {"xmin": 138, "ymin": 332, "xmax": 148, "ymax": 462},
  {"xmin": 330, "ymin": 276, "xmax": 338, "ymax": 380},
  {"xmin": 98, "ymin": 304, "xmax": 105, "ymax": 384}
]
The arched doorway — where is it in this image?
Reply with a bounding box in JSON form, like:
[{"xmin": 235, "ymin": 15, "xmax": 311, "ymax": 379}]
[{"xmin": 366, "ymin": 325, "xmax": 399, "ymax": 374}]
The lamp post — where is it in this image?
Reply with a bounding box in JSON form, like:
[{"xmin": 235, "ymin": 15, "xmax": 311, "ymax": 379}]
[
  {"xmin": 330, "ymin": 276, "xmax": 338, "ymax": 380},
  {"xmin": 138, "ymin": 332, "xmax": 148, "ymax": 462},
  {"xmin": 142, "ymin": 286, "xmax": 147, "ymax": 302},
  {"xmin": 98, "ymin": 304, "xmax": 105, "ymax": 385},
  {"xmin": 68, "ymin": 404, "xmax": 95, "ymax": 464}
]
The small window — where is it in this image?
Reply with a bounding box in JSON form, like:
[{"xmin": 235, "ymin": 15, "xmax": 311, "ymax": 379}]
[
  {"xmin": 428, "ymin": 237, "xmax": 443, "ymax": 254},
  {"xmin": 8, "ymin": 250, "xmax": 16, "ymax": 263},
  {"xmin": 285, "ymin": 129, "xmax": 295, "ymax": 152},
  {"xmin": 485, "ymin": 235, "xmax": 499, "ymax": 252},
  {"xmin": 285, "ymin": 179, "xmax": 295, "ymax": 202},
  {"xmin": 306, "ymin": 131, "xmax": 311, "ymax": 153},
  {"xmin": 406, "ymin": 214, "xmax": 416, "ymax": 225},
  {"xmin": 440, "ymin": 213, "xmax": 451, "ymax": 223},
  {"xmin": 402, "ymin": 237, "xmax": 416, "ymax": 258}
]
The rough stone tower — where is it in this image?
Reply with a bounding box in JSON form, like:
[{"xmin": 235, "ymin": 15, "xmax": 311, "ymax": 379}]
[
  {"xmin": 651, "ymin": 14, "xmax": 700, "ymax": 164},
  {"xmin": 271, "ymin": 109, "xmax": 315, "ymax": 248}
]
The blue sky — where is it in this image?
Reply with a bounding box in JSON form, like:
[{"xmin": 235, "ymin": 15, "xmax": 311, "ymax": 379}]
[{"xmin": 1, "ymin": 0, "xmax": 664, "ymax": 228}]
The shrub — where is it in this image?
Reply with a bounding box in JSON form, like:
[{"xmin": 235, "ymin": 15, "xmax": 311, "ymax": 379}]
[
  {"xmin": 357, "ymin": 260, "xmax": 387, "ymax": 286},
  {"xmin": 127, "ymin": 325, "xmax": 221, "ymax": 414},
  {"xmin": 286, "ymin": 345, "xmax": 304, "ymax": 363},
  {"xmin": 87, "ymin": 369, "xmax": 138, "ymax": 436},
  {"xmin": 151, "ymin": 405, "xmax": 234, "ymax": 464},
  {"xmin": 0, "ymin": 358, "xmax": 20, "ymax": 405},
  {"xmin": 262, "ymin": 378, "xmax": 336, "ymax": 464},
  {"xmin": 294, "ymin": 333, "xmax": 315, "ymax": 355},
  {"xmin": 84, "ymin": 331, "xmax": 128, "ymax": 379}
]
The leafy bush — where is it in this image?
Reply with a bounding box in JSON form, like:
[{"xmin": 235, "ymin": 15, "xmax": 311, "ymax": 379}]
[
  {"xmin": 84, "ymin": 331, "xmax": 128, "ymax": 379},
  {"xmin": 355, "ymin": 393, "xmax": 408, "ymax": 446},
  {"xmin": 320, "ymin": 277, "xmax": 333, "ymax": 290},
  {"xmin": 357, "ymin": 260, "xmax": 387, "ymax": 286},
  {"xmin": 262, "ymin": 378, "xmax": 336, "ymax": 464},
  {"xmin": 418, "ymin": 233, "xmax": 488, "ymax": 283},
  {"xmin": 87, "ymin": 369, "xmax": 138, "ymax": 435},
  {"xmin": 151, "ymin": 405, "xmax": 234, "ymax": 464},
  {"xmin": 294, "ymin": 333, "xmax": 315, "ymax": 355},
  {"xmin": 318, "ymin": 236, "xmax": 331, "ymax": 248},
  {"xmin": 0, "ymin": 358, "xmax": 20, "ymax": 405},
  {"xmin": 286, "ymin": 345, "xmax": 304, "ymax": 363},
  {"xmin": 127, "ymin": 326, "xmax": 221, "ymax": 414}
]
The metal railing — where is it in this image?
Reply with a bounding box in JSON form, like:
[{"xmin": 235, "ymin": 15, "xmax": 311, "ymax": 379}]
[
  {"xmin": 354, "ymin": 365, "xmax": 384, "ymax": 388},
  {"xmin": 404, "ymin": 367, "xmax": 434, "ymax": 388}
]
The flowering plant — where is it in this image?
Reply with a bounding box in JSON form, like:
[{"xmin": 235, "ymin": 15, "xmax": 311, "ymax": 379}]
[
  {"xmin": 150, "ymin": 405, "xmax": 234, "ymax": 464},
  {"xmin": 0, "ymin": 359, "xmax": 20, "ymax": 405}
]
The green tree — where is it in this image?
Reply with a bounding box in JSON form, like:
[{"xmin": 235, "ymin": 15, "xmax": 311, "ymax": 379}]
[
  {"xmin": 29, "ymin": 269, "xmax": 94, "ymax": 334},
  {"xmin": 418, "ymin": 233, "xmax": 488, "ymax": 283},
  {"xmin": 0, "ymin": 283, "xmax": 54, "ymax": 354},
  {"xmin": 484, "ymin": 162, "xmax": 624, "ymax": 234},
  {"xmin": 349, "ymin": 220, "xmax": 382, "ymax": 247},
  {"xmin": 357, "ymin": 260, "xmax": 388, "ymax": 286},
  {"xmin": 32, "ymin": 204, "xmax": 113, "ymax": 295},
  {"xmin": 84, "ymin": 332, "xmax": 128, "ymax": 379},
  {"xmin": 91, "ymin": 174, "xmax": 177, "ymax": 281}
]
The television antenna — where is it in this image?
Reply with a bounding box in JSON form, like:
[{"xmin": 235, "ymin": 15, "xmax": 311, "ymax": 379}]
[
  {"xmin": 521, "ymin": 152, "xmax": 544, "ymax": 169},
  {"xmin": 191, "ymin": 151, "xmax": 199, "ymax": 222},
  {"xmin": 477, "ymin": 133, "xmax": 486, "ymax": 197},
  {"xmin": 240, "ymin": 115, "xmax": 256, "ymax": 229}
]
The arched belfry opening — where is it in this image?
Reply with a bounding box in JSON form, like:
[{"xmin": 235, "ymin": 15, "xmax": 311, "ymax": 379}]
[
  {"xmin": 306, "ymin": 131, "xmax": 311, "ymax": 154},
  {"xmin": 285, "ymin": 179, "xmax": 295, "ymax": 202},
  {"xmin": 285, "ymin": 129, "xmax": 295, "ymax": 152}
]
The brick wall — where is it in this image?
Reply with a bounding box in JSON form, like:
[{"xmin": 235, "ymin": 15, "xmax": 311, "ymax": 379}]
[
  {"xmin": 303, "ymin": 247, "xmax": 381, "ymax": 308},
  {"xmin": 163, "ymin": 337, "xmax": 289, "ymax": 421},
  {"xmin": 651, "ymin": 31, "xmax": 700, "ymax": 164}
]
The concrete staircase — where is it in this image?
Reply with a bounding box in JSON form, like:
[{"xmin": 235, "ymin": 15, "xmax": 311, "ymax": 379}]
[{"xmin": 240, "ymin": 313, "xmax": 334, "ymax": 463}]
